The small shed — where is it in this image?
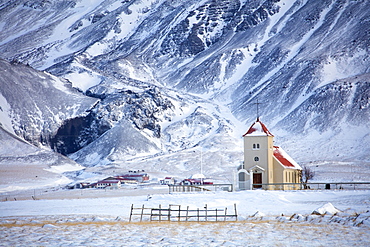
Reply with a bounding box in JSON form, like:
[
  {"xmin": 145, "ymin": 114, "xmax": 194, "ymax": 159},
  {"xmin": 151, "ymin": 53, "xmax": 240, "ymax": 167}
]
[
  {"xmin": 160, "ymin": 177, "xmax": 175, "ymax": 185},
  {"xmin": 96, "ymin": 180, "xmax": 121, "ymax": 189}
]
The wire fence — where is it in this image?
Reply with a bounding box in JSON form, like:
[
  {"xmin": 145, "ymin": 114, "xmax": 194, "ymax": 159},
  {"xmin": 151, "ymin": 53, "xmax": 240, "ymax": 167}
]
[
  {"xmin": 252, "ymin": 182, "xmax": 370, "ymax": 190},
  {"xmin": 168, "ymin": 184, "xmax": 233, "ymax": 194},
  {"xmin": 2, "ymin": 182, "xmax": 369, "ymax": 201}
]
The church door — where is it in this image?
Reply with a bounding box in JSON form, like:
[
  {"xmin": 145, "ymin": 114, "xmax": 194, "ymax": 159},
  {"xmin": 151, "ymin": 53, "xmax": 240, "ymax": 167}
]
[{"xmin": 253, "ymin": 173, "xmax": 262, "ymax": 188}]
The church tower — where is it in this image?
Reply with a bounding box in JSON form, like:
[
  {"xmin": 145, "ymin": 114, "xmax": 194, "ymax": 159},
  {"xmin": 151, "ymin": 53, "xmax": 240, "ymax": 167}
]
[
  {"xmin": 238, "ymin": 118, "xmax": 302, "ymax": 190},
  {"xmin": 242, "ymin": 118, "xmax": 274, "ymax": 188}
]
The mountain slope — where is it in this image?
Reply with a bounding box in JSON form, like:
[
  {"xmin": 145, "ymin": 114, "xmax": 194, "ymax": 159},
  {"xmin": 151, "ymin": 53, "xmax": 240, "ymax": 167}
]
[
  {"xmin": 0, "ymin": 0, "xmax": 369, "ymax": 183},
  {"xmin": 0, "ymin": 59, "xmax": 99, "ymax": 148},
  {"xmin": 0, "ymin": 125, "xmax": 83, "ymax": 193}
]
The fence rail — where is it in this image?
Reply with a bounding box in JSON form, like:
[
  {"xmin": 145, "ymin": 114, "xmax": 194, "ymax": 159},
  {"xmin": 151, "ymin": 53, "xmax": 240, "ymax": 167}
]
[
  {"xmin": 168, "ymin": 184, "xmax": 233, "ymax": 194},
  {"xmin": 129, "ymin": 204, "xmax": 238, "ymax": 222},
  {"xmin": 252, "ymin": 182, "xmax": 370, "ymax": 190}
]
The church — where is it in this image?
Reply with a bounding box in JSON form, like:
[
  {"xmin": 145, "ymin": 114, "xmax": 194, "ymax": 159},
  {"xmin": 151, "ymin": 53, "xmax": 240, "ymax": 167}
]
[{"xmin": 238, "ymin": 118, "xmax": 302, "ymax": 190}]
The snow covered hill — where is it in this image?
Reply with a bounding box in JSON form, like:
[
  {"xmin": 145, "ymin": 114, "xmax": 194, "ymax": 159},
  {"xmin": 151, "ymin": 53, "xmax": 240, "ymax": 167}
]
[
  {"xmin": 0, "ymin": 125, "xmax": 83, "ymax": 193},
  {"xmin": 0, "ymin": 0, "xmax": 369, "ymax": 186}
]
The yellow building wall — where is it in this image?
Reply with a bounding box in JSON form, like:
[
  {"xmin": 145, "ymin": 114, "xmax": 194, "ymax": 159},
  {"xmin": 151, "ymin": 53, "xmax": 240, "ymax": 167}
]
[
  {"xmin": 272, "ymin": 158, "xmax": 301, "ymax": 190},
  {"xmin": 243, "ymin": 134, "xmax": 302, "ymax": 190},
  {"xmin": 243, "ymin": 135, "xmax": 274, "ymax": 185},
  {"xmin": 273, "ymin": 158, "xmax": 284, "ymax": 183}
]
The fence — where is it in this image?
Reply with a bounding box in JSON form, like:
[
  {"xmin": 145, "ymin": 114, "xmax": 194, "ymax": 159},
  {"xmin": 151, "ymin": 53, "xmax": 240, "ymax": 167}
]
[
  {"xmin": 168, "ymin": 184, "xmax": 233, "ymax": 194},
  {"xmin": 0, "ymin": 188, "xmax": 54, "ymax": 201},
  {"xmin": 129, "ymin": 204, "xmax": 238, "ymax": 222},
  {"xmin": 252, "ymin": 182, "xmax": 370, "ymax": 190}
]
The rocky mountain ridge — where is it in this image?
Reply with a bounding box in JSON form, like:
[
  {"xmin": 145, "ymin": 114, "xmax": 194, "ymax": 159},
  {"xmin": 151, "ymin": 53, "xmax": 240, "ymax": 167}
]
[{"xmin": 0, "ymin": 0, "xmax": 369, "ymax": 183}]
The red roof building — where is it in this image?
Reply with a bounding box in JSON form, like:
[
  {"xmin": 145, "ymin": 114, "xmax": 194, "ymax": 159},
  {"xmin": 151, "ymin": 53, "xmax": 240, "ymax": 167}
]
[{"xmin": 238, "ymin": 118, "xmax": 302, "ymax": 190}]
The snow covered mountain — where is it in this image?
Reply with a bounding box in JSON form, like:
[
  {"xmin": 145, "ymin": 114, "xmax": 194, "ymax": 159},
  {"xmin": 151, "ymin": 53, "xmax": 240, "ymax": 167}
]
[
  {"xmin": 0, "ymin": 0, "xmax": 369, "ymax": 185},
  {"xmin": 0, "ymin": 124, "xmax": 83, "ymax": 193}
]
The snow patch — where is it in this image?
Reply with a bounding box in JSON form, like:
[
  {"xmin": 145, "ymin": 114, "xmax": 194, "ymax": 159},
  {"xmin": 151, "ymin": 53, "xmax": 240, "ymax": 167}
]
[
  {"xmin": 319, "ymin": 51, "xmax": 367, "ymax": 89},
  {"xmin": 312, "ymin": 203, "xmax": 341, "ymax": 215},
  {"xmin": 45, "ymin": 164, "xmax": 85, "ymax": 174},
  {"xmin": 64, "ymin": 71, "xmax": 101, "ymax": 92},
  {"xmin": 0, "ymin": 93, "xmax": 14, "ymax": 134}
]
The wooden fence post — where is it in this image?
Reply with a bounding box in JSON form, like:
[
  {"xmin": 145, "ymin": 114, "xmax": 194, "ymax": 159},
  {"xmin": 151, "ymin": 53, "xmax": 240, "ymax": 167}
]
[
  {"xmin": 140, "ymin": 204, "xmax": 144, "ymax": 222},
  {"xmin": 234, "ymin": 203, "xmax": 238, "ymax": 221},
  {"xmin": 224, "ymin": 207, "xmax": 227, "ymax": 222},
  {"xmin": 159, "ymin": 204, "xmax": 162, "ymax": 222},
  {"xmin": 205, "ymin": 204, "xmax": 208, "ymax": 222},
  {"xmin": 129, "ymin": 204, "xmax": 133, "ymax": 222},
  {"xmin": 178, "ymin": 205, "xmax": 181, "ymax": 222},
  {"xmin": 168, "ymin": 205, "xmax": 171, "ymax": 221}
]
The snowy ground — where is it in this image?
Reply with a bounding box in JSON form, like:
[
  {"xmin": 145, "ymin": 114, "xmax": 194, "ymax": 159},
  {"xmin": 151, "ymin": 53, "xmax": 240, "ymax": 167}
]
[
  {"xmin": 1, "ymin": 188, "xmax": 370, "ymax": 246},
  {"xmin": 1, "ymin": 218, "xmax": 369, "ymax": 246}
]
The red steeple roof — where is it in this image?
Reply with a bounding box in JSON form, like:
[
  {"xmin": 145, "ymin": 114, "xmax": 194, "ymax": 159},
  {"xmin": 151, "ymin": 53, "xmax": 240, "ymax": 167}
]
[{"xmin": 243, "ymin": 118, "xmax": 274, "ymax": 137}]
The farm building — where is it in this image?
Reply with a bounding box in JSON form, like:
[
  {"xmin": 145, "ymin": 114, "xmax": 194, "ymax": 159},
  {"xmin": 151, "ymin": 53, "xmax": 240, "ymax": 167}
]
[
  {"xmin": 160, "ymin": 177, "xmax": 175, "ymax": 185},
  {"xmin": 96, "ymin": 180, "xmax": 121, "ymax": 189}
]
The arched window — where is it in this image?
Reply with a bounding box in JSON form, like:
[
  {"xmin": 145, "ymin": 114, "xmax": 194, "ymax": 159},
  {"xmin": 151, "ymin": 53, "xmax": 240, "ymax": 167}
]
[
  {"xmin": 253, "ymin": 144, "xmax": 256, "ymax": 149},
  {"xmin": 239, "ymin": 172, "xmax": 246, "ymax": 181},
  {"xmin": 257, "ymin": 144, "xmax": 260, "ymax": 149},
  {"xmin": 254, "ymin": 156, "xmax": 259, "ymax": 162}
]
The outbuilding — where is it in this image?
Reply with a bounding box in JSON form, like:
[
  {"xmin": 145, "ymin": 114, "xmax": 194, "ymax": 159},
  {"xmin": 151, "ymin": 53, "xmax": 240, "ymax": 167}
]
[{"xmin": 96, "ymin": 180, "xmax": 121, "ymax": 189}]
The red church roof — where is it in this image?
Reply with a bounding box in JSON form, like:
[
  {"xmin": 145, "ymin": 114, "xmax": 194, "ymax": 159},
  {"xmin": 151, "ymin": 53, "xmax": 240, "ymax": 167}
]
[
  {"xmin": 243, "ymin": 118, "xmax": 274, "ymax": 137},
  {"xmin": 273, "ymin": 146, "xmax": 301, "ymax": 170}
]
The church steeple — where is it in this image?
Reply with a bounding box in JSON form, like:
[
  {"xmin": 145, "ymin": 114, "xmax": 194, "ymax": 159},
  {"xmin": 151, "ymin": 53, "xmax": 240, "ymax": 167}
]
[{"xmin": 242, "ymin": 118, "xmax": 274, "ymax": 137}]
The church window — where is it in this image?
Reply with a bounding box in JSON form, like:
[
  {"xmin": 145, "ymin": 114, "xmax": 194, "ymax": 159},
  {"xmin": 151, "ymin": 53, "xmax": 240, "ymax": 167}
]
[
  {"xmin": 254, "ymin": 156, "xmax": 259, "ymax": 162},
  {"xmin": 253, "ymin": 144, "xmax": 260, "ymax": 149},
  {"xmin": 239, "ymin": 172, "xmax": 246, "ymax": 181}
]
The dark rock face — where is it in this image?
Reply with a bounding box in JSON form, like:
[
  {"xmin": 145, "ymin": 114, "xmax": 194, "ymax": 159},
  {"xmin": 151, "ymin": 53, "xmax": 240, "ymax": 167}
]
[
  {"xmin": 0, "ymin": 59, "xmax": 98, "ymax": 148},
  {"xmin": 51, "ymin": 113, "xmax": 110, "ymax": 155},
  {"xmin": 234, "ymin": 0, "xmax": 280, "ymax": 32},
  {"xmin": 51, "ymin": 86, "xmax": 175, "ymax": 155}
]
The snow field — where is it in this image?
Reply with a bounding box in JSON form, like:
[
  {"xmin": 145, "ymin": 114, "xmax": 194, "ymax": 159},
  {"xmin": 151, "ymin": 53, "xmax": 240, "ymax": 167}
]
[
  {"xmin": 1, "ymin": 190, "xmax": 370, "ymax": 245},
  {"xmin": 2, "ymin": 190, "xmax": 370, "ymax": 217},
  {"xmin": 1, "ymin": 215, "xmax": 369, "ymax": 246}
]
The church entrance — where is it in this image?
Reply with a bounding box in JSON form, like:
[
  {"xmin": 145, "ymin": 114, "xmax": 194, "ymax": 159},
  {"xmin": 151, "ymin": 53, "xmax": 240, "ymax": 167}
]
[{"xmin": 253, "ymin": 173, "xmax": 262, "ymax": 188}]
